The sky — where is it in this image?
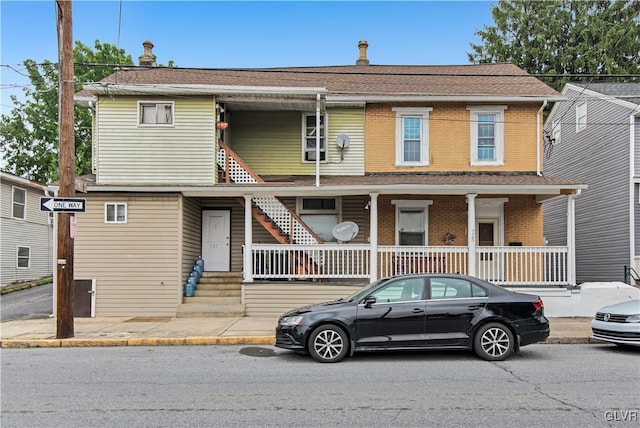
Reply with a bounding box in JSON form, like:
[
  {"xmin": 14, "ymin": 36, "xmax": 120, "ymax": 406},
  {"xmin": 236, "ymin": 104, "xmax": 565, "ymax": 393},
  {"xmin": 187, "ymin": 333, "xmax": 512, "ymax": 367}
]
[{"xmin": 0, "ymin": 0, "xmax": 496, "ymax": 115}]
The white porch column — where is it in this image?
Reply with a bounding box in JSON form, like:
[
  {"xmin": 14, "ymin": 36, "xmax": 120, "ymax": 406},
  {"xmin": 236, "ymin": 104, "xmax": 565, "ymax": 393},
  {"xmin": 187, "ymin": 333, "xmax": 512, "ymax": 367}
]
[
  {"xmin": 466, "ymin": 193, "xmax": 478, "ymax": 276},
  {"xmin": 567, "ymin": 192, "xmax": 579, "ymax": 286},
  {"xmin": 243, "ymin": 195, "xmax": 253, "ymax": 283},
  {"xmin": 369, "ymin": 193, "xmax": 379, "ymax": 282}
]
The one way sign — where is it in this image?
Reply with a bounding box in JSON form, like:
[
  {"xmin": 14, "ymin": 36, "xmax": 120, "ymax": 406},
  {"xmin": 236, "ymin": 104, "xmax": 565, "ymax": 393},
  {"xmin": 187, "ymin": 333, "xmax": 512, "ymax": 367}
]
[{"xmin": 40, "ymin": 197, "xmax": 86, "ymax": 213}]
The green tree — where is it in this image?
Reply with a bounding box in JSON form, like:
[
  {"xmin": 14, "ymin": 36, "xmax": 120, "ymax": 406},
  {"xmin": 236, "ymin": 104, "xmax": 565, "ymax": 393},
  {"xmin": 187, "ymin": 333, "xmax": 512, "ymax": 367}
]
[
  {"xmin": 468, "ymin": 0, "xmax": 640, "ymax": 91},
  {"xmin": 1, "ymin": 40, "xmax": 133, "ymax": 183}
]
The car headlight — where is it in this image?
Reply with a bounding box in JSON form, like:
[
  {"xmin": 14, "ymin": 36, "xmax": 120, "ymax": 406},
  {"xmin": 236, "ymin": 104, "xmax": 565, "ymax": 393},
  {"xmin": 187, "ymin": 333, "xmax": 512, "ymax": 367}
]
[
  {"xmin": 279, "ymin": 315, "xmax": 304, "ymax": 327},
  {"xmin": 626, "ymin": 314, "xmax": 640, "ymax": 323}
]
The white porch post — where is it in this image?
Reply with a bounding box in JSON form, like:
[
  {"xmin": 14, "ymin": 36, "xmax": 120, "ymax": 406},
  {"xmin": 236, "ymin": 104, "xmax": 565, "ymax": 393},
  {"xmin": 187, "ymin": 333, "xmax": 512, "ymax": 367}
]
[
  {"xmin": 466, "ymin": 193, "xmax": 478, "ymax": 276},
  {"xmin": 369, "ymin": 192, "xmax": 379, "ymax": 282},
  {"xmin": 567, "ymin": 192, "xmax": 578, "ymax": 286},
  {"xmin": 243, "ymin": 194, "xmax": 253, "ymax": 283}
]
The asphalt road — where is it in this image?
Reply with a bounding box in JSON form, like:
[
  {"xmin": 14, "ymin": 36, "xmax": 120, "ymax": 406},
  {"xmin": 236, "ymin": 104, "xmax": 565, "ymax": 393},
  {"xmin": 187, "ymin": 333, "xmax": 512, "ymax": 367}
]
[
  {"xmin": 2, "ymin": 344, "xmax": 639, "ymax": 427},
  {"xmin": 0, "ymin": 283, "xmax": 53, "ymax": 322}
]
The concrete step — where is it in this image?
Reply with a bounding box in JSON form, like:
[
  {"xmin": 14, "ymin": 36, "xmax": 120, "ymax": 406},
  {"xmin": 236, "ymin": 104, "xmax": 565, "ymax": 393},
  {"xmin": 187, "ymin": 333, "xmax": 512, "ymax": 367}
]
[
  {"xmin": 201, "ymin": 272, "xmax": 243, "ymax": 279},
  {"xmin": 196, "ymin": 283, "xmax": 241, "ymax": 291},
  {"xmin": 183, "ymin": 296, "xmax": 241, "ymax": 305},
  {"xmin": 194, "ymin": 289, "xmax": 241, "ymax": 297},
  {"xmin": 176, "ymin": 302, "xmax": 245, "ymax": 318},
  {"xmin": 198, "ymin": 277, "xmax": 243, "ymax": 286}
]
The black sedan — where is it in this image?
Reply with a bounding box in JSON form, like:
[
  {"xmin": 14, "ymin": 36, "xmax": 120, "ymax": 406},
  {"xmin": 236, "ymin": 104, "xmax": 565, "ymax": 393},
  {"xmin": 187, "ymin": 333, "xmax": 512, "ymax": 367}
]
[{"xmin": 275, "ymin": 274, "xmax": 549, "ymax": 363}]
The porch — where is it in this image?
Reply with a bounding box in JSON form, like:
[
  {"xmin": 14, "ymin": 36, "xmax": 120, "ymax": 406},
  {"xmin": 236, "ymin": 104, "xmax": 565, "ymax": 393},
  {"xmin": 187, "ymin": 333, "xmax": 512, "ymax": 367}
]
[{"xmin": 249, "ymin": 244, "xmax": 570, "ymax": 286}]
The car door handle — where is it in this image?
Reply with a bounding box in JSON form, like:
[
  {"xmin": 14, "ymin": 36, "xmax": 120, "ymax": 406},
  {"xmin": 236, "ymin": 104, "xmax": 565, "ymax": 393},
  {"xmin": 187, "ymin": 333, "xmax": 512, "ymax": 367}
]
[
  {"xmin": 412, "ymin": 308, "xmax": 425, "ymax": 313},
  {"xmin": 467, "ymin": 305, "xmax": 483, "ymax": 310}
]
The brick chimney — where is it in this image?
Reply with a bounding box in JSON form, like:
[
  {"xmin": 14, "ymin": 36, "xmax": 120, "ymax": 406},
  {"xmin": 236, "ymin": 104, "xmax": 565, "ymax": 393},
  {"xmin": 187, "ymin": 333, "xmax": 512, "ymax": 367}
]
[
  {"xmin": 356, "ymin": 40, "xmax": 369, "ymax": 66},
  {"xmin": 138, "ymin": 40, "xmax": 157, "ymax": 67}
]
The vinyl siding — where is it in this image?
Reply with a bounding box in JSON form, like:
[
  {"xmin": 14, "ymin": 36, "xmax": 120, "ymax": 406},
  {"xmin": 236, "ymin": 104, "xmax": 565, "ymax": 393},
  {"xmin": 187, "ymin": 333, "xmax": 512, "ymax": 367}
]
[
  {"xmin": 229, "ymin": 109, "xmax": 365, "ymax": 176},
  {"xmin": 95, "ymin": 96, "xmax": 216, "ymax": 184},
  {"xmin": 634, "ymin": 117, "xmax": 640, "ymax": 176},
  {"xmin": 181, "ymin": 197, "xmax": 202, "ymax": 283},
  {"xmin": 0, "ymin": 178, "xmax": 53, "ymax": 285},
  {"xmin": 544, "ymin": 88, "xmax": 632, "ymax": 283},
  {"xmin": 73, "ymin": 193, "xmax": 181, "ymax": 316}
]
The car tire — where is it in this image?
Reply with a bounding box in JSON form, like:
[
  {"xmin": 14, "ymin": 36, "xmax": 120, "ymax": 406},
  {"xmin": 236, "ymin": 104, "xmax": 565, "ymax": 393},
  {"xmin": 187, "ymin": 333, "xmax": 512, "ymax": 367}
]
[
  {"xmin": 474, "ymin": 322, "xmax": 514, "ymax": 361},
  {"xmin": 308, "ymin": 324, "xmax": 349, "ymax": 363}
]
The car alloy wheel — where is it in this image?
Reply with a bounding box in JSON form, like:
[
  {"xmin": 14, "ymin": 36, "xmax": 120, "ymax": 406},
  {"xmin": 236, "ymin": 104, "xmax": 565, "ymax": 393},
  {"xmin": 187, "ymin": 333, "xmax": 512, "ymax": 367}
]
[
  {"xmin": 308, "ymin": 325, "xmax": 348, "ymax": 363},
  {"xmin": 474, "ymin": 322, "xmax": 514, "ymax": 361}
]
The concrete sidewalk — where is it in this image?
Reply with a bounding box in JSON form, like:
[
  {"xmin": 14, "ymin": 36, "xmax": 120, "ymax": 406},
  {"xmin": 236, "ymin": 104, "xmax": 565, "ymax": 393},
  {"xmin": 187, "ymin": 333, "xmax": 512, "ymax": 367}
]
[{"xmin": 0, "ymin": 316, "xmax": 596, "ymax": 348}]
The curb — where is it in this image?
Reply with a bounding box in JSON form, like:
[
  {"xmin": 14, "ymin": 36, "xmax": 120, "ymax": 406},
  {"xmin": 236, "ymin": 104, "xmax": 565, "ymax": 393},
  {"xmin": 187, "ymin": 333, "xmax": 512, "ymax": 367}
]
[
  {"xmin": 2, "ymin": 336, "xmax": 594, "ymax": 348},
  {"xmin": 1, "ymin": 336, "xmax": 276, "ymax": 349}
]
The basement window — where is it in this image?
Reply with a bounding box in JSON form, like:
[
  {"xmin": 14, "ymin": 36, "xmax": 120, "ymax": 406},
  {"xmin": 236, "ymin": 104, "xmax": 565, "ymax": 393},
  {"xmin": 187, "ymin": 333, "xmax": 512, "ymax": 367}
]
[{"xmin": 105, "ymin": 203, "xmax": 127, "ymax": 223}]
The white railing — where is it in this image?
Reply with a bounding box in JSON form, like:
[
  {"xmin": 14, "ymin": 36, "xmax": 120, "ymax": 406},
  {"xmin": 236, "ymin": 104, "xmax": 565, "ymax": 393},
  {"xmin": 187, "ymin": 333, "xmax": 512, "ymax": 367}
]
[
  {"xmin": 378, "ymin": 246, "xmax": 469, "ymax": 278},
  {"xmin": 217, "ymin": 145, "xmax": 318, "ymax": 245},
  {"xmin": 476, "ymin": 246, "xmax": 568, "ymax": 286},
  {"xmin": 248, "ymin": 244, "xmax": 569, "ymax": 286},
  {"xmin": 252, "ymin": 244, "xmax": 370, "ymax": 279}
]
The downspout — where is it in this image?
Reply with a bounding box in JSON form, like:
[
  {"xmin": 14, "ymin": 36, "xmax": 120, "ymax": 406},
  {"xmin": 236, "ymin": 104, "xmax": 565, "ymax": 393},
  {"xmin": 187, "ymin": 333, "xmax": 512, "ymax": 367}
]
[
  {"xmin": 567, "ymin": 189, "xmax": 581, "ymax": 287},
  {"xmin": 630, "ymin": 114, "xmax": 638, "ymax": 273},
  {"xmin": 315, "ymin": 93, "xmax": 321, "ymax": 187},
  {"xmin": 536, "ymin": 100, "xmax": 547, "ymax": 176}
]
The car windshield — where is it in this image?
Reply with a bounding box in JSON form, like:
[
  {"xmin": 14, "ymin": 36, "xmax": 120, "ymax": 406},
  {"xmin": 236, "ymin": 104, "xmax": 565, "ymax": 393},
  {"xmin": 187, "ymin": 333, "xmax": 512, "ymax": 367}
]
[{"xmin": 346, "ymin": 278, "xmax": 387, "ymax": 302}]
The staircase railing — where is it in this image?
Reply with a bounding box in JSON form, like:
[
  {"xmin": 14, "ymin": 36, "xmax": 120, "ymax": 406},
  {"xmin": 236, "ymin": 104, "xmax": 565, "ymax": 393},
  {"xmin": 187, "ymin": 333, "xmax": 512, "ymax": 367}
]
[{"xmin": 217, "ymin": 140, "xmax": 321, "ymax": 245}]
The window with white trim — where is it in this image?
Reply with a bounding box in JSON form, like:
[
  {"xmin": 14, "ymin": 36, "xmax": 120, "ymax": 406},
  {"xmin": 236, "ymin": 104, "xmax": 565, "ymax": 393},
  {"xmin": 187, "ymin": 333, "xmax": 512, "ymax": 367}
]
[
  {"xmin": 105, "ymin": 203, "xmax": 127, "ymax": 223},
  {"xmin": 393, "ymin": 107, "xmax": 431, "ymax": 165},
  {"xmin": 302, "ymin": 113, "xmax": 326, "ymax": 162},
  {"xmin": 468, "ymin": 106, "xmax": 506, "ymax": 166},
  {"xmin": 297, "ymin": 197, "xmax": 340, "ymax": 241},
  {"xmin": 551, "ymin": 121, "xmax": 561, "ymax": 144},
  {"xmin": 17, "ymin": 246, "xmax": 30, "ymax": 268},
  {"xmin": 576, "ymin": 102, "xmax": 587, "ymax": 132},
  {"xmin": 12, "ymin": 186, "xmax": 26, "ymax": 219},
  {"xmin": 139, "ymin": 101, "xmax": 174, "ymax": 125},
  {"xmin": 392, "ymin": 200, "xmax": 432, "ymax": 246}
]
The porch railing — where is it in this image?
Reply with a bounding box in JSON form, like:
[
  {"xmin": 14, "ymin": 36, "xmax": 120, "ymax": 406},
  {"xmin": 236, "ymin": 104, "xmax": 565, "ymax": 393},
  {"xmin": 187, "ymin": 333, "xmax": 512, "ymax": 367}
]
[{"xmin": 249, "ymin": 244, "xmax": 569, "ymax": 286}]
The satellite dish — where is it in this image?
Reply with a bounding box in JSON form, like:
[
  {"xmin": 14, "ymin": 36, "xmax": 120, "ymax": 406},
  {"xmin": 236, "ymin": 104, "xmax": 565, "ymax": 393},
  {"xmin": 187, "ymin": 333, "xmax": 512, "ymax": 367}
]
[
  {"xmin": 335, "ymin": 134, "xmax": 351, "ymax": 149},
  {"xmin": 332, "ymin": 221, "xmax": 359, "ymax": 242}
]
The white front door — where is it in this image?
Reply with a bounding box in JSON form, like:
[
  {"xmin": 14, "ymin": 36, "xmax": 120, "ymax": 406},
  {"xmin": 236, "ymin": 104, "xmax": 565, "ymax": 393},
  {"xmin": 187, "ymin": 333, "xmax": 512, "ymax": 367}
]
[
  {"xmin": 476, "ymin": 219, "xmax": 502, "ymax": 280},
  {"xmin": 202, "ymin": 210, "xmax": 230, "ymax": 271}
]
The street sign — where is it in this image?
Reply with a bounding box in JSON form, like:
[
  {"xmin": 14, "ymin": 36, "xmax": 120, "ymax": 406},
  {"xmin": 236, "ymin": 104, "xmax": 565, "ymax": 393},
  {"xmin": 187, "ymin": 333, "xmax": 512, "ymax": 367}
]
[{"xmin": 40, "ymin": 197, "xmax": 86, "ymax": 213}]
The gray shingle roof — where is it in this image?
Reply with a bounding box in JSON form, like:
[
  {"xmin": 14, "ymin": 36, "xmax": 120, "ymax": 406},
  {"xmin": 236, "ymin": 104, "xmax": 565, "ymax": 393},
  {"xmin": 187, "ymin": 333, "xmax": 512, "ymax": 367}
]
[{"xmin": 572, "ymin": 82, "xmax": 640, "ymax": 105}]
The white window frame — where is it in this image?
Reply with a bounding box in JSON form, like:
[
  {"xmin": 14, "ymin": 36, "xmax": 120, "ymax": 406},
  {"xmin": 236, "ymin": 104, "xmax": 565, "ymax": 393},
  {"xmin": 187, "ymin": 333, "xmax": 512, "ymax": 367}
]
[
  {"xmin": 105, "ymin": 202, "xmax": 127, "ymax": 224},
  {"xmin": 391, "ymin": 200, "xmax": 433, "ymax": 246},
  {"xmin": 468, "ymin": 106, "xmax": 507, "ymax": 166},
  {"xmin": 12, "ymin": 186, "xmax": 26, "ymax": 220},
  {"xmin": 138, "ymin": 101, "xmax": 174, "ymax": 126},
  {"xmin": 393, "ymin": 107, "xmax": 432, "ymax": 166},
  {"xmin": 297, "ymin": 197, "xmax": 341, "ymax": 241},
  {"xmin": 576, "ymin": 102, "xmax": 587, "ymax": 132},
  {"xmin": 301, "ymin": 113, "xmax": 327, "ymax": 163},
  {"xmin": 16, "ymin": 246, "xmax": 30, "ymax": 269}
]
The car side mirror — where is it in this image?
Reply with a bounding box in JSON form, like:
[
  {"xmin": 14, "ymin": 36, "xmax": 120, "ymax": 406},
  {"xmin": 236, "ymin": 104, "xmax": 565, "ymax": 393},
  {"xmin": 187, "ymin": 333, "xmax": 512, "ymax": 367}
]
[{"xmin": 363, "ymin": 296, "xmax": 376, "ymax": 308}]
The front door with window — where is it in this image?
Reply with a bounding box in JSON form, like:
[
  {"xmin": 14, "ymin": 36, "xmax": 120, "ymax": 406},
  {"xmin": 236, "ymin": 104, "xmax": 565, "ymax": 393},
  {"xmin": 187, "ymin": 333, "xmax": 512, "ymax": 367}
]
[
  {"xmin": 476, "ymin": 219, "xmax": 501, "ymax": 280},
  {"xmin": 202, "ymin": 210, "xmax": 230, "ymax": 271}
]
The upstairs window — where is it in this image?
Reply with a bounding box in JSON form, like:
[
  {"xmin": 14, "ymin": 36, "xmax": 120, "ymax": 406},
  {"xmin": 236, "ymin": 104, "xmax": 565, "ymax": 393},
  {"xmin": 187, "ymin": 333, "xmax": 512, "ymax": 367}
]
[
  {"xmin": 302, "ymin": 113, "xmax": 326, "ymax": 162},
  {"xmin": 12, "ymin": 187, "xmax": 26, "ymax": 219},
  {"xmin": 139, "ymin": 102, "xmax": 174, "ymax": 125},
  {"xmin": 393, "ymin": 107, "xmax": 431, "ymax": 165},
  {"xmin": 576, "ymin": 102, "xmax": 587, "ymax": 132},
  {"xmin": 105, "ymin": 202, "xmax": 127, "ymax": 223},
  {"xmin": 468, "ymin": 106, "xmax": 506, "ymax": 166}
]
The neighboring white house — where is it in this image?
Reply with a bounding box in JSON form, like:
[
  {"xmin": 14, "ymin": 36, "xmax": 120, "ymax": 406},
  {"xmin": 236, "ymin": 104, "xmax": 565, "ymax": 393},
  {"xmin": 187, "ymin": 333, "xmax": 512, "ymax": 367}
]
[
  {"xmin": 0, "ymin": 171, "xmax": 53, "ymax": 286},
  {"xmin": 543, "ymin": 82, "xmax": 640, "ymax": 284}
]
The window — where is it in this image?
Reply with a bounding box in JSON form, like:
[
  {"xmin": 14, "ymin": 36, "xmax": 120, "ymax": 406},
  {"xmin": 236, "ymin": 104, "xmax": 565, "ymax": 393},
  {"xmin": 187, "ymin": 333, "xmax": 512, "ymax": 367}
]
[
  {"xmin": 468, "ymin": 106, "xmax": 506, "ymax": 166},
  {"xmin": 298, "ymin": 197, "xmax": 340, "ymax": 241},
  {"xmin": 371, "ymin": 277, "xmax": 425, "ymax": 303},
  {"xmin": 393, "ymin": 107, "xmax": 431, "ymax": 165},
  {"xmin": 392, "ymin": 200, "xmax": 432, "ymax": 246},
  {"xmin": 576, "ymin": 102, "xmax": 587, "ymax": 132},
  {"xmin": 17, "ymin": 246, "xmax": 30, "ymax": 268},
  {"xmin": 139, "ymin": 102, "xmax": 174, "ymax": 125},
  {"xmin": 12, "ymin": 187, "xmax": 26, "ymax": 219},
  {"xmin": 551, "ymin": 121, "xmax": 561, "ymax": 144},
  {"xmin": 429, "ymin": 278, "xmax": 487, "ymax": 299},
  {"xmin": 105, "ymin": 203, "xmax": 127, "ymax": 223},
  {"xmin": 302, "ymin": 113, "xmax": 326, "ymax": 162}
]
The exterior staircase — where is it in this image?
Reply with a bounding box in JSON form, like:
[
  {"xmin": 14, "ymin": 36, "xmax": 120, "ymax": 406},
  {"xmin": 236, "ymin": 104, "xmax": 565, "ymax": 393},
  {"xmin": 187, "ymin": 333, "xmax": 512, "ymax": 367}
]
[{"xmin": 177, "ymin": 272, "xmax": 245, "ymax": 317}]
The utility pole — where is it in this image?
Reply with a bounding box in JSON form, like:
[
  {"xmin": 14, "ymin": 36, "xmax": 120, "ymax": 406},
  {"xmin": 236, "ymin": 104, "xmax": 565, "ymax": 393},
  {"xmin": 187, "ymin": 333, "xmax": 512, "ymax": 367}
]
[{"xmin": 56, "ymin": 0, "xmax": 75, "ymax": 338}]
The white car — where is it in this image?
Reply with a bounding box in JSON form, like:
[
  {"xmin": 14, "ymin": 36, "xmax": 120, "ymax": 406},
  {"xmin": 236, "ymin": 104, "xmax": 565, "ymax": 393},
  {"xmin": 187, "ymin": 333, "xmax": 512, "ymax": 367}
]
[{"xmin": 591, "ymin": 300, "xmax": 640, "ymax": 347}]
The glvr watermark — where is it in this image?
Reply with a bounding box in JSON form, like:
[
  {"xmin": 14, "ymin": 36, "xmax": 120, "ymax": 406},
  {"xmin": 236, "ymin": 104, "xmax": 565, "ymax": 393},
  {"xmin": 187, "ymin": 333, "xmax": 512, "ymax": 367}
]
[{"xmin": 604, "ymin": 410, "xmax": 638, "ymax": 422}]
